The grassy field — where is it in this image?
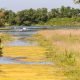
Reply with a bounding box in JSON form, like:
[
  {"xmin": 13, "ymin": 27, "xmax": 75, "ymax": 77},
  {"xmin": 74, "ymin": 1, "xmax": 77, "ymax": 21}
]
[
  {"xmin": 0, "ymin": 33, "xmax": 13, "ymax": 43},
  {"xmin": 0, "ymin": 64, "xmax": 67, "ymax": 80},
  {"xmin": 1, "ymin": 29, "xmax": 80, "ymax": 80},
  {"xmin": 25, "ymin": 29, "xmax": 80, "ymax": 80},
  {"xmin": 0, "ymin": 27, "xmax": 10, "ymax": 30},
  {"xmin": 36, "ymin": 30, "xmax": 80, "ymax": 80}
]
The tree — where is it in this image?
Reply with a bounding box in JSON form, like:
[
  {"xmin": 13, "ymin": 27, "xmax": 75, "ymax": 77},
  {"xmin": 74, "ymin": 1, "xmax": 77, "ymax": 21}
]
[
  {"xmin": 59, "ymin": 6, "xmax": 72, "ymax": 18},
  {"xmin": 49, "ymin": 9, "xmax": 59, "ymax": 18},
  {"xmin": 0, "ymin": 8, "xmax": 5, "ymax": 27},
  {"xmin": 4, "ymin": 10, "xmax": 16, "ymax": 25},
  {"xmin": 0, "ymin": 6, "xmax": 80, "ymax": 26},
  {"xmin": 35, "ymin": 8, "xmax": 48, "ymax": 22},
  {"xmin": 74, "ymin": 0, "xmax": 80, "ymax": 3}
]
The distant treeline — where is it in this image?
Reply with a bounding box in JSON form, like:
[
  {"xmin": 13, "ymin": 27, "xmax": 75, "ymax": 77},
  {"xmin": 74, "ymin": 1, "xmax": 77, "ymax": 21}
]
[{"xmin": 0, "ymin": 6, "xmax": 80, "ymax": 27}]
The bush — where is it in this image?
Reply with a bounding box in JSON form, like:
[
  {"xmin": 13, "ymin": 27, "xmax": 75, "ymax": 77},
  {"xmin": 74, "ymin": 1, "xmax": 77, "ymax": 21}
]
[{"xmin": 23, "ymin": 21, "xmax": 31, "ymax": 26}]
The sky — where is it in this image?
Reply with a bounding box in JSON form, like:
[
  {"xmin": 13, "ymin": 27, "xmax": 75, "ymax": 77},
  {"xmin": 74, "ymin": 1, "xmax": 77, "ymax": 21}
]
[{"xmin": 0, "ymin": 0, "xmax": 80, "ymax": 12}]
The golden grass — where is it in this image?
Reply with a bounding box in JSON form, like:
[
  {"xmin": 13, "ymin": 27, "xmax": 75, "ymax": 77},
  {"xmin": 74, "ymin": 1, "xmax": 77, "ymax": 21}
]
[
  {"xmin": 38, "ymin": 29, "xmax": 80, "ymax": 38},
  {"xmin": 0, "ymin": 33, "xmax": 14, "ymax": 43},
  {"xmin": 2, "ymin": 46, "xmax": 67, "ymax": 80},
  {"xmin": 37, "ymin": 29, "xmax": 80, "ymax": 80},
  {"xmin": 0, "ymin": 64, "xmax": 67, "ymax": 80},
  {"xmin": 3, "ymin": 46, "xmax": 46, "ymax": 62},
  {"xmin": 38, "ymin": 29, "xmax": 80, "ymax": 51}
]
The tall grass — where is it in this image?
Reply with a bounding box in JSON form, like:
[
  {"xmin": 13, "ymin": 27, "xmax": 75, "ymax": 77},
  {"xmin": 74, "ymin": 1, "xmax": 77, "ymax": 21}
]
[
  {"xmin": 0, "ymin": 33, "xmax": 13, "ymax": 43},
  {"xmin": 24, "ymin": 30, "xmax": 80, "ymax": 80},
  {"xmin": 29, "ymin": 30, "xmax": 80, "ymax": 80}
]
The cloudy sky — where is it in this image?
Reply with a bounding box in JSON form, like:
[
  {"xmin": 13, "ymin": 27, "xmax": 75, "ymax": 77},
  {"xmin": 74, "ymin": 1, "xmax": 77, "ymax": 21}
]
[{"xmin": 0, "ymin": 0, "xmax": 80, "ymax": 12}]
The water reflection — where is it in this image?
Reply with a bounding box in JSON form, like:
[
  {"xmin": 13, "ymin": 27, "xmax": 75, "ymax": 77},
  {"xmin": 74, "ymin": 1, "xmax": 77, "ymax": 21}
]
[
  {"xmin": 4, "ymin": 39, "xmax": 38, "ymax": 46},
  {"xmin": 0, "ymin": 57, "xmax": 53, "ymax": 64}
]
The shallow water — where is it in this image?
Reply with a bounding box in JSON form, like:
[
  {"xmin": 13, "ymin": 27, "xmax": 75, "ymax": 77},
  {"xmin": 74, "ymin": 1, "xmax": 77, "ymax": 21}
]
[
  {"xmin": 4, "ymin": 39, "xmax": 38, "ymax": 46},
  {"xmin": 0, "ymin": 26, "xmax": 53, "ymax": 64},
  {"xmin": 0, "ymin": 57, "xmax": 53, "ymax": 64}
]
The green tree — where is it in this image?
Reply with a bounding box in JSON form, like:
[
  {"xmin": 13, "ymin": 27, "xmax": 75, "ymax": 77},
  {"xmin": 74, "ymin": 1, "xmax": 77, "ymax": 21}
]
[
  {"xmin": 74, "ymin": 0, "xmax": 80, "ymax": 3},
  {"xmin": 4, "ymin": 10, "xmax": 16, "ymax": 25},
  {"xmin": 60, "ymin": 6, "xmax": 72, "ymax": 18},
  {"xmin": 49, "ymin": 9, "xmax": 59, "ymax": 18},
  {"xmin": 0, "ymin": 8, "xmax": 5, "ymax": 27},
  {"xmin": 35, "ymin": 8, "xmax": 48, "ymax": 22}
]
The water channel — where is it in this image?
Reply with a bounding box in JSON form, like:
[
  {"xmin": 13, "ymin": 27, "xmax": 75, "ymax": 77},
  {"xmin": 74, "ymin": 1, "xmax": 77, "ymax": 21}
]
[{"xmin": 0, "ymin": 26, "xmax": 52, "ymax": 64}]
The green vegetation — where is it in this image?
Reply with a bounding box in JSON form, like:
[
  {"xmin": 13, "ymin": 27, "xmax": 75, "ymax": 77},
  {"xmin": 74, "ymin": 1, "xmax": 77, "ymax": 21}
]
[
  {"xmin": 26, "ymin": 30, "xmax": 80, "ymax": 80},
  {"xmin": 45, "ymin": 18, "xmax": 80, "ymax": 26},
  {"xmin": 28, "ymin": 34, "xmax": 76, "ymax": 66},
  {"xmin": 0, "ymin": 33, "xmax": 14, "ymax": 42},
  {"xmin": 74, "ymin": 0, "xmax": 80, "ymax": 3},
  {"xmin": 0, "ymin": 6, "xmax": 80, "ymax": 27}
]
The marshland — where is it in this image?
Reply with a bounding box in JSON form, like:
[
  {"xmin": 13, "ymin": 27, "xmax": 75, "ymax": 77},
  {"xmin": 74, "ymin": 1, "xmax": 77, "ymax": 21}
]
[
  {"xmin": 0, "ymin": 0, "xmax": 80, "ymax": 80},
  {"xmin": 0, "ymin": 26, "xmax": 79, "ymax": 80}
]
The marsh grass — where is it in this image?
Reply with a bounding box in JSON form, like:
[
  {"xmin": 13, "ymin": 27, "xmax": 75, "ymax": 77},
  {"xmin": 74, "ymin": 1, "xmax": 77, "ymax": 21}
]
[
  {"xmin": 28, "ymin": 30, "xmax": 80, "ymax": 80},
  {"xmin": 31, "ymin": 34, "xmax": 76, "ymax": 66},
  {"xmin": 0, "ymin": 33, "xmax": 13, "ymax": 43},
  {"xmin": 23, "ymin": 30, "xmax": 80, "ymax": 80}
]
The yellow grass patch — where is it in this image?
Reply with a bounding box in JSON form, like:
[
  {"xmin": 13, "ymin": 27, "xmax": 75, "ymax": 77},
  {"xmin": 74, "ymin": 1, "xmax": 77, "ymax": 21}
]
[
  {"xmin": 3, "ymin": 46, "xmax": 46, "ymax": 62},
  {"xmin": 0, "ymin": 64, "xmax": 67, "ymax": 80},
  {"xmin": 38, "ymin": 29, "xmax": 80, "ymax": 51}
]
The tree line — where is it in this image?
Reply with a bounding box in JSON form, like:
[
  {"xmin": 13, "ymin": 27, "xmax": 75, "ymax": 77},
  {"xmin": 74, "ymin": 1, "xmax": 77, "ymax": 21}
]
[{"xmin": 0, "ymin": 6, "xmax": 80, "ymax": 27}]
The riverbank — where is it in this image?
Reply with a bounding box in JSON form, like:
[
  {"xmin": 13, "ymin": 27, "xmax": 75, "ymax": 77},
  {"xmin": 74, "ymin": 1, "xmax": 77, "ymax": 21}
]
[
  {"xmin": 0, "ymin": 18, "xmax": 80, "ymax": 28},
  {"xmin": 0, "ymin": 33, "xmax": 14, "ymax": 43}
]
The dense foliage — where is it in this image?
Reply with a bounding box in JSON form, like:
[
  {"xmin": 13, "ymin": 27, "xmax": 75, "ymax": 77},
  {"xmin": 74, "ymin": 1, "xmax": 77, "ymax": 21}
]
[
  {"xmin": 74, "ymin": 0, "xmax": 80, "ymax": 3},
  {"xmin": 0, "ymin": 6, "xmax": 80, "ymax": 27}
]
